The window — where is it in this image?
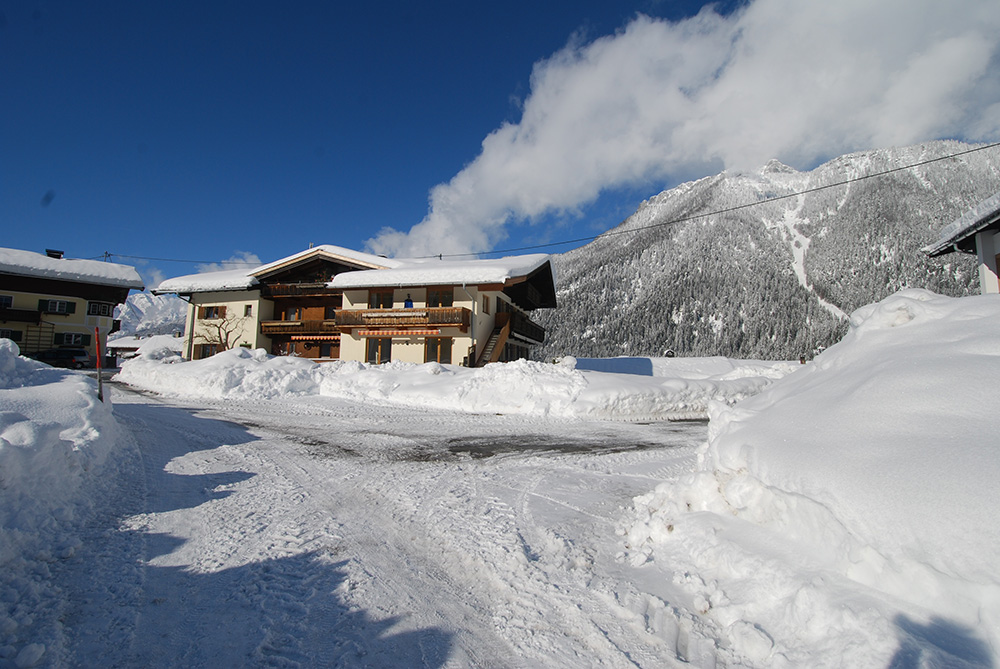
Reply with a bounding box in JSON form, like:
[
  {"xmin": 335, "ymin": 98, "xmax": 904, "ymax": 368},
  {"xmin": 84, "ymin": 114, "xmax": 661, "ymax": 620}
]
[
  {"xmin": 324, "ymin": 306, "xmax": 338, "ymax": 320},
  {"xmin": 483, "ymin": 295, "xmax": 490, "ymax": 314},
  {"xmin": 88, "ymin": 302, "xmax": 114, "ymax": 317},
  {"xmin": 0, "ymin": 329, "xmax": 22, "ymax": 342},
  {"xmin": 199, "ymin": 305, "xmax": 226, "ymax": 319},
  {"xmin": 244, "ymin": 304, "xmax": 253, "ymax": 317},
  {"xmin": 196, "ymin": 344, "xmax": 219, "ymax": 359},
  {"xmin": 428, "ymin": 288, "xmax": 453, "ymax": 308},
  {"xmin": 56, "ymin": 332, "xmax": 90, "ymax": 346},
  {"xmin": 425, "ymin": 337, "xmax": 452, "ymax": 364},
  {"xmin": 366, "ymin": 337, "xmax": 391, "ymax": 364},
  {"xmin": 368, "ymin": 290, "xmax": 393, "ymax": 309},
  {"xmin": 0, "ymin": 296, "xmax": 11, "ymax": 309},
  {"xmin": 38, "ymin": 299, "xmax": 75, "ymax": 314}
]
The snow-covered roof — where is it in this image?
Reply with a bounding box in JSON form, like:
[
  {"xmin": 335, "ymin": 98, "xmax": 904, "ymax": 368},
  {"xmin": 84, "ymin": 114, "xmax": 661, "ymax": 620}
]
[
  {"xmin": 251, "ymin": 245, "xmax": 400, "ymax": 277},
  {"xmin": 0, "ymin": 247, "xmax": 144, "ymax": 289},
  {"xmin": 153, "ymin": 245, "xmax": 404, "ymax": 295},
  {"xmin": 155, "ymin": 247, "xmax": 554, "ymax": 299},
  {"xmin": 923, "ymin": 190, "xmax": 1000, "ymax": 257},
  {"xmin": 153, "ymin": 267, "xmax": 261, "ymax": 294},
  {"xmin": 329, "ymin": 254, "xmax": 553, "ymax": 289}
]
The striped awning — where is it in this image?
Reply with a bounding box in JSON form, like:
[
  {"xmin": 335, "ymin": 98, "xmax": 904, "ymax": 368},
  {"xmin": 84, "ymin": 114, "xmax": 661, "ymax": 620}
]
[
  {"xmin": 290, "ymin": 335, "xmax": 341, "ymax": 341},
  {"xmin": 358, "ymin": 329, "xmax": 441, "ymax": 337}
]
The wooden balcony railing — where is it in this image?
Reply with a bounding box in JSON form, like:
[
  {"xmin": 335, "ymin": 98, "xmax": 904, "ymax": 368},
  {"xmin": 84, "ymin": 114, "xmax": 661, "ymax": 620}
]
[
  {"xmin": 0, "ymin": 308, "xmax": 42, "ymax": 325},
  {"xmin": 260, "ymin": 283, "xmax": 340, "ymax": 298},
  {"xmin": 335, "ymin": 307, "xmax": 471, "ymax": 331},
  {"xmin": 260, "ymin": 319, "xmax": 340, "ymax": 335},
  {"xmin": 509, "ymin": 311, "xmax": 545, "ymax": 344}
]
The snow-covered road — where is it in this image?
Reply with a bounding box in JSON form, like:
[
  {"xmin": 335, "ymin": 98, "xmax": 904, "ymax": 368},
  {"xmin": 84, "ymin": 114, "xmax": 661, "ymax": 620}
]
[{"xmin": 58, "ymin": 383, "xmax": 706, "ymax": 667}]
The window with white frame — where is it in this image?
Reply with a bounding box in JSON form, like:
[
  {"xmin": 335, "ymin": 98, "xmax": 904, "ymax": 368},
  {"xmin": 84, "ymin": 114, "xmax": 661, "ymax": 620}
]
[
  {"xmin": 40, "ymin": 299, "xmax": 75, "ymax": 314},
  {"xmin": 57, "ymin": 332, "xmax": 89, "ymax": 346},
  {"xmin": 0, "ymin": 295, "xmax": 12, "ymax": 309},
  {"xmin": 88, "ymin": 301, "xmax": 115, "ymax": 317},
  {"xmin": 0, "ymin": 328, "xmax": 22, "ymax": 342}
]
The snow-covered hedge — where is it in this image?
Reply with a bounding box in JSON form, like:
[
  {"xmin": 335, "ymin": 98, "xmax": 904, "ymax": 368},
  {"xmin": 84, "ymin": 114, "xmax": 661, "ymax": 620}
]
[{"xmin": 628, "ymin": 290, "xmax": 1000, "ymax": 666}]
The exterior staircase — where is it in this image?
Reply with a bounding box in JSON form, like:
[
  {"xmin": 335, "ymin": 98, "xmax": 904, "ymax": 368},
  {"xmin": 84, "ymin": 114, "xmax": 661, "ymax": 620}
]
[{"xmin": 475, "ymin": 313, "xmax": 510, "ymax": 366}]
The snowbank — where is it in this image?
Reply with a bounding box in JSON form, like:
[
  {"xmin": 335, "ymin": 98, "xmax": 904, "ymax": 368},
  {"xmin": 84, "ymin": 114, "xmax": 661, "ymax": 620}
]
[
  {"xmin": 115, "ymin": 349, "xmax": 796, "ymax": 421},
  {"xmin": 627, "ymin": 290, "xmax": 1000, "ymax": 667},
  {"xmin": 0, "ymin": 340, "xmax": 121, "ymax": 667}
]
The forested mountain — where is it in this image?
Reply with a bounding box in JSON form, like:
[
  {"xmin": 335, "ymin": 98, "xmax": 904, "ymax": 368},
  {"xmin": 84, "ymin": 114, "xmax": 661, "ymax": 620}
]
[{"xmin": 535, "ymin": 141, "xmax": 1000, "ymax": 360}]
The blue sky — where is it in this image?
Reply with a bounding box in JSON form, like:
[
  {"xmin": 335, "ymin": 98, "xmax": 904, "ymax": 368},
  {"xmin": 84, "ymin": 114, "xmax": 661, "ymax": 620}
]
[{"xmin": 3, "ymin": 0, "xmax": 998, "ymax": 288}]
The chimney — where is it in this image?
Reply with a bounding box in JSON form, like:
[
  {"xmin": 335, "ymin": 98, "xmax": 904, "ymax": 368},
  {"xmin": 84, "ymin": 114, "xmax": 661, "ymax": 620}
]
[{"xmin": 45, "ymin": 249, "xmax": 64, "ymax": 259}]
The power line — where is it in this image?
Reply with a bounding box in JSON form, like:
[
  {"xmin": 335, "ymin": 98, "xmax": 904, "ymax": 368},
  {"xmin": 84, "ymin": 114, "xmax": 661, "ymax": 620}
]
[
  {"xmin": 436, "ymin": 140, "xmax": 1000, "ymax": 259},
  {"xmin": 97, "ymin": 141, "xmax": 1000, "ymax": 266},
  {"xmin": 95, "ymin": 252, "xmax": 259, "ymax": 266}
]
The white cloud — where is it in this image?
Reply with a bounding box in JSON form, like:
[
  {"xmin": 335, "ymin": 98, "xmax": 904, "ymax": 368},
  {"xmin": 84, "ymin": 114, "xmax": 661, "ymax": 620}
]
[
  {"xmin": 196, "ymin": 251, "xmax": 261, "ymax": 274},
  {"xmin": 367, "ymin": 0, "xmax": 1000, "ymax": 258}
]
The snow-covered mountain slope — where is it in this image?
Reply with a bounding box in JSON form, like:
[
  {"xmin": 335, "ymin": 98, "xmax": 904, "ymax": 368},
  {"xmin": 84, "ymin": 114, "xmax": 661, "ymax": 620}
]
[
  {"xmin": 537, "ymin": 140, "xmax": 1000, "ymax": 360},
  {"xmin": 112, "ymin": 292, "xmax": 187, "ymax": 339}
]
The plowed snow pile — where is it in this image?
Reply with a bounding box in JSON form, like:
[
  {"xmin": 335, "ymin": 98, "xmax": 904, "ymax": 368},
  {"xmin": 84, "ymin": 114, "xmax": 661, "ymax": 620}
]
[
  {"xmin": 116, "ymin": 348, "xmax": 795, "ymax": 421},
  {"xmin": 628, "ymin": 289, "xmax": 1000, "ymax": 667}
]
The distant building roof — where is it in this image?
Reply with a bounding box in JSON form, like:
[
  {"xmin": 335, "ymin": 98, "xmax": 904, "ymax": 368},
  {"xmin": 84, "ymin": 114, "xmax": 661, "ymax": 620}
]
[
  {"xmin": 923, "ymin": 190, "xmax": 1000, "ymax": 257},
  {"xmin": 0, "ymin": 247, "xmax": 144, "ymax": 289}
]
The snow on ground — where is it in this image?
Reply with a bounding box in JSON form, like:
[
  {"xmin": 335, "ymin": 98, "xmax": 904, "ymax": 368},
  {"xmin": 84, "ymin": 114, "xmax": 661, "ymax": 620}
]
[
  {"xmin": 115, "ymin": 350, "xmax": 796, "ymax": 422},
  {"xmin": 3, "ymin": 288, "xmax": 999, "ymax": 667},
  {"xmin": 628, "ymin": 289, "xmax": 1000, "ymax": 667},
  {"xmin": 0, "ymin": 340, "xmax": 120, "ymax": 668}
]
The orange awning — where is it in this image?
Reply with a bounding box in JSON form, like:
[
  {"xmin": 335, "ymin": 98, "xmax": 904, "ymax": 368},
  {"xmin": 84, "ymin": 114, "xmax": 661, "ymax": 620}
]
[
  {"xmin": 358, "ymin": 329, "xmax": 441, "ymax": 337},
  {"xmin": 290, "ymin": 335, "xmax": 341, "ymax": 341}
]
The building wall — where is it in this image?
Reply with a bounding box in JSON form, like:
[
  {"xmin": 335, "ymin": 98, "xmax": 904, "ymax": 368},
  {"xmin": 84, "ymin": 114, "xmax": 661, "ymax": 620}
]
[
  {"xmin": 0, "ymin": 286, "xmax": 122, "ymax": 358},
  {"xmin": 340, "ymin": 286, "xmax": 482, "ymax": 365},
  {"xmin": 184, "ymin": 291, "xmax": 271, "ymax": 359}
]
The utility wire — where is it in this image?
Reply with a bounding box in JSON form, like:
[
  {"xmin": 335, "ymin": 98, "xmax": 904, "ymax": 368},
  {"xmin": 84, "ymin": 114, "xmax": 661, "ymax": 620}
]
[
  {"xmin": 97, "ymin": 141, "xmax": 1000, "ymax": 265},
  {"xmin": 435, "ymin": 140, "xmax": 1000, "ymax": 259}
]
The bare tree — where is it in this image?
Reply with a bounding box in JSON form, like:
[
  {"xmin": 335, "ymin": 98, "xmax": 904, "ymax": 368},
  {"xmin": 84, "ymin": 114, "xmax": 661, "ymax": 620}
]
[{"xmin": 192, "ymin": 307, "xmax": 249, "ymax": 357}]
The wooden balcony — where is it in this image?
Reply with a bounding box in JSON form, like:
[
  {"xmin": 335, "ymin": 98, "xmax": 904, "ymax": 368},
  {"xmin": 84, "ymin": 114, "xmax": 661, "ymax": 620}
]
[
  {"xmin": 0, "ymin": 308, "xmax": 42, "ymax": 325},
  {"xmin": 260, "ymin": 282, "xmax": 340, "ymax": 298},
  {"xmin": 335, "ymin": 307, "xmax": 471, "ymax": 332},
  {"xmin": 260, "ymin": 319, "xmax": 340, "ymax": 335},
  {"xmin": 509, "ymin": 311, "xmax": 545, "ymax": 344}
]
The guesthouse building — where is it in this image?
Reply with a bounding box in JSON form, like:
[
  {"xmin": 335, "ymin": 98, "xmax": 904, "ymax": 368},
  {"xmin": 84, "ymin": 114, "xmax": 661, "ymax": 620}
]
[{"xmin": 154, "ymin": 245, "xmax": 556, "ymax": 365}]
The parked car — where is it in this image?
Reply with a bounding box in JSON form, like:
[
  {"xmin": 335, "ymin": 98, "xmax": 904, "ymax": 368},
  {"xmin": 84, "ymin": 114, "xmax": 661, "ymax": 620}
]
[{"xmin": 29, "ymin": 348, "xmax": 93, "ymax": 369}]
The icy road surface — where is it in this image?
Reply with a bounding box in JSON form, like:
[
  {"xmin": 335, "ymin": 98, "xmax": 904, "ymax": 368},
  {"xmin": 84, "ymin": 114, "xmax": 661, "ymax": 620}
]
[{"xmin": 58, "ymin": 383, "xmax": 707, "ymax": 667}]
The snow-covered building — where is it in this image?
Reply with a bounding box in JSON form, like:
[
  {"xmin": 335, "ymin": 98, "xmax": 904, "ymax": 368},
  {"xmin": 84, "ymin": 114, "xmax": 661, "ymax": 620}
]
[
  {"xmin": 924, "ymin": 190, "xmax": 1000, "ymax": 294},
  {"xmin": 0, "ymin": 247, "xmax": 144, "ymax": 361},
  {"xmin": 154, "ymin": 245, "xmax": 556, "ymax": 365}
]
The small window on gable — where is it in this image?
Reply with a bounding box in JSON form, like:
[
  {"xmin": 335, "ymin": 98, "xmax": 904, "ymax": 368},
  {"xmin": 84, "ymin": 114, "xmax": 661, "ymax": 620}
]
[{"xmin": 244, "ymin": 304, "xmax": 253, "ymax": 317}]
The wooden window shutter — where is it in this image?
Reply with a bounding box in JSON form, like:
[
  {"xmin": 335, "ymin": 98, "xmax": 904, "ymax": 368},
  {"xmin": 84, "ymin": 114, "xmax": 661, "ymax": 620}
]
[
  {"xmin": 81, "ymin": 333, "xmax": 91, "ymax": 346},
  {"xmin": 65, "ymin": 302, "xmax": 76, "ymax": 314},
  {"xmin": 198, "ymin": 307, "xmax": 206, "ymax": 319},
  {"xmin": 219, "ymin": 306, "xmax": 227, "ymax": 318},
  {"xmin": 38, "ymin": 299, "xmax": 48, "ymax": 312}
]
